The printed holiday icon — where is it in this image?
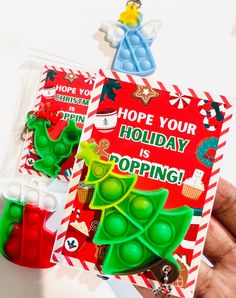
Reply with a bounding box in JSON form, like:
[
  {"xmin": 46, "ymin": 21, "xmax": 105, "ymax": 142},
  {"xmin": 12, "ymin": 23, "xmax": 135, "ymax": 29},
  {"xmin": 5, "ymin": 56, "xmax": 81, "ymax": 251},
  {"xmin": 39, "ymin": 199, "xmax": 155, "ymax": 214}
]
[
  {"xmin": 42, "ymin": 86, "xmax": 56, "ymax": 98},
  {"xmin": 182, "ymin": 169, "xmax": 205, "ymax": 200},
  {"xmin": 94, "ymin": 110, "xmax": 118, "ymax": 133}
]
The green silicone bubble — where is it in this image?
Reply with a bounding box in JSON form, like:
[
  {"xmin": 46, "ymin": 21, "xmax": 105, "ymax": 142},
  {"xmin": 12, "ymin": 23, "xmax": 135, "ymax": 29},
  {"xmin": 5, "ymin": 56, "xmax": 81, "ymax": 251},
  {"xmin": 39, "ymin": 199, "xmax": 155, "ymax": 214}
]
[
  {"xmin": 119, "ymin": 240, "xmax": 144, "ymax": 265},
  {"xmin": 53, "ymin": 142, "xmax": 67, "ymax": 155},
  {"xmin": 85, "ymin": 160, "xmax": 115, "ymax": 184},
  {"xmin": 37, "ymin": 135, "xmax": 49, "ymax": 148},
  {"xmin": 148, "ymin": 221, "xmax": 173, "ymax": 245},
  {"xmin": 93, "ymin": 207, "xmax": 141, "ymax": 244},
  {"xmin": 43, "ymin": 155, "xmax": 55, "ymax": 168},
  {"xmin": 9, "ymin": 205, "xmax": 23, "ymax": 221},
  {"xmin": 129, "ymin": 196, "xmax": 154, "ymax": 219},
  {"xmin": 104, "ymin": 212, "xmax": 128, "ymax": 237},
  {"xmin": 92, "ymin": 164, "xmax": 107, "ymax": 178},
  {"xmin": 100, "ymin": 178, "xmax": 124, "ymax": 202}
]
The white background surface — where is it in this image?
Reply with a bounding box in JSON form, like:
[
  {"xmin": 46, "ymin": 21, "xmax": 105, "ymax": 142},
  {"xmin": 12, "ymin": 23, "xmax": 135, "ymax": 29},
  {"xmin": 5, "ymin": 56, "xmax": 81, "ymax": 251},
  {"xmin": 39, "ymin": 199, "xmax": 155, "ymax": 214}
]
[{"xmin": 0, "ymin": 0, "xmax": 236, "ymax": 297}]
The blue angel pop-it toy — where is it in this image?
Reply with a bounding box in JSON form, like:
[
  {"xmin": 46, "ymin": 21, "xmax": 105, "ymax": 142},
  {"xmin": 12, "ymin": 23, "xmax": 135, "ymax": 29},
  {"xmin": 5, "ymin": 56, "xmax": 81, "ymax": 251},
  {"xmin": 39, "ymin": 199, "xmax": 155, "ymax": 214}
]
[{"xmin": 100, "ymin": 1, "xmax": 162, "ymax": 77}]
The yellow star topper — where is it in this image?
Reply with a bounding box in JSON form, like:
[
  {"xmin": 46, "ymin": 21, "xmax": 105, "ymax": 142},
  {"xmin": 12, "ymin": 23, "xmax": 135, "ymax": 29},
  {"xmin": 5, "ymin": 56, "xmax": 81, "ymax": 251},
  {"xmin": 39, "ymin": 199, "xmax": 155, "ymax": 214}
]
[{"xmin": 119, "ymin": 3, "xmax": 141, "ymax": 27}]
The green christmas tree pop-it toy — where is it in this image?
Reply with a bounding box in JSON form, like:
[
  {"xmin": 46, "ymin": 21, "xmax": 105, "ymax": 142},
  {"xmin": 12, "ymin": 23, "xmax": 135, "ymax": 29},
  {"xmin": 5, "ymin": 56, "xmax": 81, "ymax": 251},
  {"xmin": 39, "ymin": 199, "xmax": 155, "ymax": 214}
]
[{"xmin": 76, "ymin": 141, "xmax": 193, "ymax": 283}]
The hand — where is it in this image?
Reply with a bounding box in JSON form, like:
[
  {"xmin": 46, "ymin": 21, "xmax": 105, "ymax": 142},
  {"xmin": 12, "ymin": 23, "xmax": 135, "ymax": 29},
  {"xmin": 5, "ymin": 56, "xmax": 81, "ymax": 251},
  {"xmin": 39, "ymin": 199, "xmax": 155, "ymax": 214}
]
[{"xmin": 135, "ymin": 178, "xmax": 236, "ymax": 298}]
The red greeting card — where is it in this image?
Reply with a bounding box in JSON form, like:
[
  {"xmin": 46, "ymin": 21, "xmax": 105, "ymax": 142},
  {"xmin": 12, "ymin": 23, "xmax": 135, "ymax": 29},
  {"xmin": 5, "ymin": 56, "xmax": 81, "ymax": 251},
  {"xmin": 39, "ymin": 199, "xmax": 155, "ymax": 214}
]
[
  {"xmin": 18, "ymin": 65, "xmax": 95, "ymax": 181},
  {"xmin": 52, "ymin": 69, "xmax": 233, "ymax": 297}
]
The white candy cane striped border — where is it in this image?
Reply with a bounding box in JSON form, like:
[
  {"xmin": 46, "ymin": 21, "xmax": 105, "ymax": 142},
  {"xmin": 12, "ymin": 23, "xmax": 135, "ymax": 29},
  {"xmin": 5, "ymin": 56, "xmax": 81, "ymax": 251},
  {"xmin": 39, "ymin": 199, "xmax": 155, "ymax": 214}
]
[
  {"xmin": 18, "ymin": 64, "xmax": 96, "ymax": 183},
  {"xmin": 52, "ymin": 69, "xmax": 234, "ymax": 297},
  {"xmin": 182, "ymin": 105, "xmax": 233, "ymax": 297},
  {"xmin": 98, "ymin": 69, "xmax": 231, "ymax": 106},
  {"xmin": 52, "ymin": 74, "xmax": 105, "ymax": 255}
]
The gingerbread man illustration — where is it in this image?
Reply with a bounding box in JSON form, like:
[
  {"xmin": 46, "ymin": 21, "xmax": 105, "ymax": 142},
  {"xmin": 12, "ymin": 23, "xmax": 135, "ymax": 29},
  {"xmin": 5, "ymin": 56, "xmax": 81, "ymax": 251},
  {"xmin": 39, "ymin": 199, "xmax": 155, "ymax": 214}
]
[{"xmin": 90, "ymin": 139, "xmax": 110, "ymax": 159}]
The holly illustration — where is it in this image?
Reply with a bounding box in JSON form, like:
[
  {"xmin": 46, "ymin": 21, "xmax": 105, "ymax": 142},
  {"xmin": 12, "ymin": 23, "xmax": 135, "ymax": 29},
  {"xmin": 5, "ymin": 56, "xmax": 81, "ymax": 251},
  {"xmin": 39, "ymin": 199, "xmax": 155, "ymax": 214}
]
[
  {"xmin": 76, "ymin": 142, "xmax": 193, "ymax": 282},
  {"xmin": 67, "ymin": 239, "xmax": 77, "ymax": 249},
  {"xmin": 100, "ymin": 78, "xmax": 122, "ymax": 102}
]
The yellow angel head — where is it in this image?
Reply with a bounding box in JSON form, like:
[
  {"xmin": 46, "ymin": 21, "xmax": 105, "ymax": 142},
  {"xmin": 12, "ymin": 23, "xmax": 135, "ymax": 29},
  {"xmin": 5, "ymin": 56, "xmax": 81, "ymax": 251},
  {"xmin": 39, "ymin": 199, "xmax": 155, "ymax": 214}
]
[{"xmin": 119, "ymin": 3, "xmax": 142, "ymax": 27}]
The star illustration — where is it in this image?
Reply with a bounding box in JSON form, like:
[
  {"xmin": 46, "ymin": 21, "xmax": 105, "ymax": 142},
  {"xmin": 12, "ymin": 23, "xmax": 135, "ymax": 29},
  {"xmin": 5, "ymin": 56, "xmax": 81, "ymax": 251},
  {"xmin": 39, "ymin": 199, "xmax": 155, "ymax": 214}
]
[
  {"xmin": 132, "ymin": 85, "xmax": 160, "ymax": 106},
  {"xmin": 64, "ymin": 73, "xmax": 78, "ymax": 83}
]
